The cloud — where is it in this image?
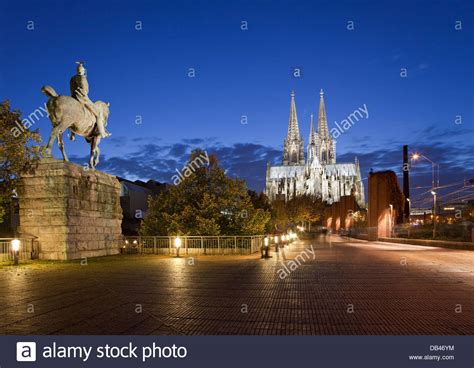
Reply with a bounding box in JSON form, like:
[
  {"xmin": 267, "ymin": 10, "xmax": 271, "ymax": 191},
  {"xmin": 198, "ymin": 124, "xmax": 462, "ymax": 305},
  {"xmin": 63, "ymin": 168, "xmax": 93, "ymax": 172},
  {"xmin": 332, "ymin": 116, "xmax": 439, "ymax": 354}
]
[
  {"xmin": 69, "ymin": 132, "xmax": 473, "ymax": 207},
  {"xmin": 338, "ymin": 128, "xmax": 474, "ymax": 207},
  {"xmin": 69, "ymin": 139, "xmax": 282, "ymax": 191}
]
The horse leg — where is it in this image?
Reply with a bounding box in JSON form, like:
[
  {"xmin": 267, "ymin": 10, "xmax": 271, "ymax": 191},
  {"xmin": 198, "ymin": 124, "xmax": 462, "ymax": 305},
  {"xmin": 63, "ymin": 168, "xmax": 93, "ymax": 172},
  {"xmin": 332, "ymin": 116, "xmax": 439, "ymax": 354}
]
[
  {"xmin": 89, "ymin": 138, "xmax": 95, "ymax": 169},
  {"xmin": 45, "ymin": 125, "xmax": 60, "ymax": 156},
  {"xmin": 58, "ymin": 132, "xmax": 69, "ymax": 162},
  {"xmin": 89, "ymin": 136, "xmax": 98, "ymax": 169},
  {"xmin": 94, "ymin": 142, "xmax": 101, "ymax": 167},
  {"xmin": 68, "ymin": 129, "xmax": 76, "ymax": 141}
]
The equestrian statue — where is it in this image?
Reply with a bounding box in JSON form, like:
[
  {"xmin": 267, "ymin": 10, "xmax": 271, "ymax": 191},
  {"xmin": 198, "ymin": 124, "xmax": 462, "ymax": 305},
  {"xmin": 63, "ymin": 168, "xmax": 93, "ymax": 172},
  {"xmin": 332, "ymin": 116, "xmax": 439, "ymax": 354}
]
[{"xmin": 42, "ymin": 62, "xmax": 111, "ymax": 169}]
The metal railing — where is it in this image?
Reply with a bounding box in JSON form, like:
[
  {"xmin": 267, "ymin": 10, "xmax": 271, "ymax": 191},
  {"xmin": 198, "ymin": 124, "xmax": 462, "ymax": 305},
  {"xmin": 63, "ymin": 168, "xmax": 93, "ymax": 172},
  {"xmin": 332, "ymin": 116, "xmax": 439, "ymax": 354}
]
[
  {"xmin": 0, "ymin": 237, "xmax": 40, "ymax": 262},
  {"xmin": 121, "ymin": 235, "xmax": 267, "ymax": 255}
]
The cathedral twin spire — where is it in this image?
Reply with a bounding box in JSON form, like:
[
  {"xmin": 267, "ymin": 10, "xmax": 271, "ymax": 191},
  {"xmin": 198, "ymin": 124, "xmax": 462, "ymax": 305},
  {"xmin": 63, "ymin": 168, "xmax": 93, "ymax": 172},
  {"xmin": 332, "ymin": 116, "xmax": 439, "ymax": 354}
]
[
  {"xmin": 283, "ymin": 91, "xmax": 305, "ymax": 165},
  {"xmin": 283, "ymin": 89, "xmax": 336, "ymax": 166},
  {"xmin": 317, "ymin": 89, "xmax": 330, "ymax": 140},
  {"xmin": 314, "ymin": 89, "xmax": 336, "ymax": 165},
  {"xmin": 286, "ymin": 91, "xmax": 301, "ymax": 140}
]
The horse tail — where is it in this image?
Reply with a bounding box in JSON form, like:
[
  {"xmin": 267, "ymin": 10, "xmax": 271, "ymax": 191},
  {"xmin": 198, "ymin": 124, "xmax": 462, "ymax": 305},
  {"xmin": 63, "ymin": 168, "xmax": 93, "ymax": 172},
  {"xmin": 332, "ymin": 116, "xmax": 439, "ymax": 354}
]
[{"xmin": 41, "ymin": 85, "xmax": 58, "ymax": 97}]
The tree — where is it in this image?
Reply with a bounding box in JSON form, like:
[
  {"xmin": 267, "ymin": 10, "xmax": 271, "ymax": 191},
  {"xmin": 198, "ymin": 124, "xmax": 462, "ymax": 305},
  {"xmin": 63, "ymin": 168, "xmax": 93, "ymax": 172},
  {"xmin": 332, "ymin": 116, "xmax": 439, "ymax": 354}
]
[
  {"xmin": 269, "ymin": 199, "xmax": 289, "ymax": 232},
  {"xmin": 140, "ymin": 149, "xmax": 271, "ymax": 236},
  {"xmin": 248, "ymin": 190, "xmax": 274, "ymax": 232},
  {"xmin": 0, "ymin": 101, "xmax": 42, "ymax": 224},
  {"xmin": 352, "ymin": 209, "xmax": 367, "ymax": 228},
  {"xmin": 285, "ymin": 194, "xmax": 326, "ymax": 230}
]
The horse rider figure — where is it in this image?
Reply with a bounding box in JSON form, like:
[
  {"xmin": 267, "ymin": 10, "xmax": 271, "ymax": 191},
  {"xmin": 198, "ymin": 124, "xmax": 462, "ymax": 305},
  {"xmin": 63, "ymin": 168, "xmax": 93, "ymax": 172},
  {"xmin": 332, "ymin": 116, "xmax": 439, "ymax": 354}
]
[{"xmin": 70, "ymin": 61, "xmax": 111, "ymax": 139}]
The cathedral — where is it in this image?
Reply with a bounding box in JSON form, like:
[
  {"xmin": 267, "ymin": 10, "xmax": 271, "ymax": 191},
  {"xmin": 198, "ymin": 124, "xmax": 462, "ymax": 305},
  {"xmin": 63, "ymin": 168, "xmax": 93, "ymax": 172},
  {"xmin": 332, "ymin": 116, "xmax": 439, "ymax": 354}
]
[{"xmin": 265, "ymin": 90, "xmax": 365, "ymax": 206}]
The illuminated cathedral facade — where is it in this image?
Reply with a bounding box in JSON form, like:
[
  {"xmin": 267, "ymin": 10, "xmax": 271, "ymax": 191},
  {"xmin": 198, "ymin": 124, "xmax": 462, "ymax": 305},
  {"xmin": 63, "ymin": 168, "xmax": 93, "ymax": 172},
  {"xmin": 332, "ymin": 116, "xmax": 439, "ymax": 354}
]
[{"xmin": 265, "ymin": 90, "xmax": 365, "ymax": 206}]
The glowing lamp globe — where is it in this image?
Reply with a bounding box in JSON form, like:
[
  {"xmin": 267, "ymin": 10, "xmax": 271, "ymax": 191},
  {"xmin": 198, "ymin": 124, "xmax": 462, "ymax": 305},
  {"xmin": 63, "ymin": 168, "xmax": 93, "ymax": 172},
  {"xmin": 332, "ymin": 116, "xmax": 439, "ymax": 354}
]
[{"xmin": 11, "ymin": 239, "xmax": 21, "ymax": 252}]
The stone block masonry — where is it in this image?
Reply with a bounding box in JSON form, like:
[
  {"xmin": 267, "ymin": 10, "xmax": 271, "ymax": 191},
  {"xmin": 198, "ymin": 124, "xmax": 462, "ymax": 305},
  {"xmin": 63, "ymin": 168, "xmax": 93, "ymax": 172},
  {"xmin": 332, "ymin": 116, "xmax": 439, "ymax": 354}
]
[{"xmin": 17, "ymin": 157, "xmax": 123, "ymax": 260}]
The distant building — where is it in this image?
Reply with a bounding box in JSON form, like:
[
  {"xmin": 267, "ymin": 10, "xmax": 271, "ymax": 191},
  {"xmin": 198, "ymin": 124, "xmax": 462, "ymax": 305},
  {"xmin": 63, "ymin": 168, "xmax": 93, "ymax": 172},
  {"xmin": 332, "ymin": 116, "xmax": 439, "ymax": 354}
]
[
  {"xmin": 409, "ymin": 207, "xmax": 432, "ymax": 224},
  {"xmin": 265, "ymin": 90, "xmax": 365, "ymax": 206},
  {"xmin": 440, "ymin": 201, "xmax": 472, "ymax": 216},
  {"xmin": 118, "ymin": 178, "xmax": 167, "ymax": 235}
]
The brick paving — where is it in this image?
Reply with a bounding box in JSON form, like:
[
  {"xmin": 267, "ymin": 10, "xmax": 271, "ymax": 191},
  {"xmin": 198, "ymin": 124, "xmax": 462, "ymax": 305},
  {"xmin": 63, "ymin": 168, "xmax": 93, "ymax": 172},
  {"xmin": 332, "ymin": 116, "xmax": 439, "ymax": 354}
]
[{"xmin": 0, "ymin": 235, "xmax": 473, "ymax": 335}]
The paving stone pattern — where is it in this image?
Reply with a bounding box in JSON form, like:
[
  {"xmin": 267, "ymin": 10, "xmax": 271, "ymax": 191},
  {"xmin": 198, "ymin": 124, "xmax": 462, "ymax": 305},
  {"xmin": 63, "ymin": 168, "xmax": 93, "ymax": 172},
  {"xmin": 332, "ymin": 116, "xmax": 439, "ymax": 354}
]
[{"xmin": 0, "ymin": 236, "xmax": 473, "ymax": 335}]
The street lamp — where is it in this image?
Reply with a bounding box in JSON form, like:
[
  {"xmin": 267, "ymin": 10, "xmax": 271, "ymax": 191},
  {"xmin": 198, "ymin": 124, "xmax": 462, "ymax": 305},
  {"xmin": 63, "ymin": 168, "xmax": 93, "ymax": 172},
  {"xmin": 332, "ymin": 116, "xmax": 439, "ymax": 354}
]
[
  {"xmin": 174, "ymin": 236, "xmax": 182, "ymax": 257},
  {"xmin": 407, "ymin": 198, "xmax": 411, "ymax": 237},
  {"xmin": 11, "ymin": 238, "xmax": 20, "ymax": 265},
  {"xmin": 411, "ymin": 152, "xmax": 439, "ymax": 189},
  {"xmin": 431, "ymin": 191, "xmax": 437, "ymax": 238},
  {"xmin": 389, "ymin": 204, "xmax": 393, "ymax": 237}
]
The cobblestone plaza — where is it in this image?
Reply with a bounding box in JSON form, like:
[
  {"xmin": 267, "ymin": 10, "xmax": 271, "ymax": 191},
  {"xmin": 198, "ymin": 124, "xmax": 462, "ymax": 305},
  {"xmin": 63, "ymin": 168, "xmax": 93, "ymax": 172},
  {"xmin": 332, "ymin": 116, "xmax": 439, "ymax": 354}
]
[{"xmin": 1, "ymin": 236, "xmax": 473, "ymax": 335}]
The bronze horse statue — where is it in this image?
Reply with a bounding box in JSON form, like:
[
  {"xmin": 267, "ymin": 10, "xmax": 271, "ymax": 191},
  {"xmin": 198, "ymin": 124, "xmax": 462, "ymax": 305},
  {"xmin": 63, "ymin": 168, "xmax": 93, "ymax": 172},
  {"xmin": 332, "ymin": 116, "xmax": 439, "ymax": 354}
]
[{"xmin": 41, "ymin": 85, "xmax": 110, "ymax": 169}]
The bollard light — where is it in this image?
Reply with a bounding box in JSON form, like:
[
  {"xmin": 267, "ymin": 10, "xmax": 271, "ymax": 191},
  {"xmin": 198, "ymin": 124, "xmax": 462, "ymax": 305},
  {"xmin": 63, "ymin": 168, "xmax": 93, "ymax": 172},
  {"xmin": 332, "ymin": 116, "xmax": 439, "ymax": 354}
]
[
  {"xmin": 174, "ymin": 236, "xmax": 182, "ymax": 257},
  {"xmin": 274, "ymin": 236, "xmax": 279, "ymax": 244},
  {"xmin": 282, "ymin": 235, "xmax": 286, "ymax": 242},
  {"xmin": 11, "ymin": 239, "xmax": 20, "ymax": 265},
  {"xmin": 262, "ymin": 236, "xmax": 270, "ymax": 258},
  {"xmin": 11, "ymin": 238, "xmax": 21, "ymax": 252}
]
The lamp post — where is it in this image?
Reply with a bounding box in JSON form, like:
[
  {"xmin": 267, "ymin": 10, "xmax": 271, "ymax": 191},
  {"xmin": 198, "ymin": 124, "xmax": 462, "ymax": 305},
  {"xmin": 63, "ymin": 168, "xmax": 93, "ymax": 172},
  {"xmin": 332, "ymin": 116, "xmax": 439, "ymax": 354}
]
[
  {"xmin": 411, "ymin": 153, "xmax": 439, "ymax": 189},
  {"xmin": 407, "ymin": 198, "xmax": 411, "ymax": 237},
  {"xmin": 11, "ymin": 238, "xmax": 20, "ymax": 265},
  {"xmin": 389, "ymin": 204, "xmax": 393, "ymax": 237},
  {"xmin": 431, "ymin": 191, "xmax": 437, "ymax": 238},
  {"xmin": 174, "ymin": 236, "xmax": 182, "ymax": 257},
  {"xmin": 406, "ymin": 198, "xmax": 411, "ymax": 220},
  {"xmin": 263, "ymin": 236, "xmax": 269, "ymax": 258}
]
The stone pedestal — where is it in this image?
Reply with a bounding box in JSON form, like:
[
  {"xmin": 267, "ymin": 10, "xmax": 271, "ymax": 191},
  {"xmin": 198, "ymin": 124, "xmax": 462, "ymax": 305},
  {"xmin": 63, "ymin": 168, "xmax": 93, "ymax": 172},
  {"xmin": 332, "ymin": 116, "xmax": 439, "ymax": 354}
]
[{"xmin": 17, "ymin": 158, "xmax": 123, "ymax": 260}]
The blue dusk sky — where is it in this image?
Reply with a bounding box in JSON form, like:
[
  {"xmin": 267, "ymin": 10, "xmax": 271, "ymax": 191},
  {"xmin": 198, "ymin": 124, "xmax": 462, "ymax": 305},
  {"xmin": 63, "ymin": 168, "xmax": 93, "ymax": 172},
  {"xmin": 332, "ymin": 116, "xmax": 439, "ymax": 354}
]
[{"xmin": 0, "ymin": 0, "xmax": 473, "ymax": 206}]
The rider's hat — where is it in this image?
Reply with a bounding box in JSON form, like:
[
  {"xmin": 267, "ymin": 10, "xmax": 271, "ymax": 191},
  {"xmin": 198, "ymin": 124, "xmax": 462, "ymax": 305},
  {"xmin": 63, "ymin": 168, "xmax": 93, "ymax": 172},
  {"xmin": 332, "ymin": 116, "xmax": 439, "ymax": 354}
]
[{"xmin": 75, "ymin": 61, "xmax": 86, "ymax": 75}]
